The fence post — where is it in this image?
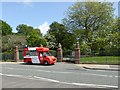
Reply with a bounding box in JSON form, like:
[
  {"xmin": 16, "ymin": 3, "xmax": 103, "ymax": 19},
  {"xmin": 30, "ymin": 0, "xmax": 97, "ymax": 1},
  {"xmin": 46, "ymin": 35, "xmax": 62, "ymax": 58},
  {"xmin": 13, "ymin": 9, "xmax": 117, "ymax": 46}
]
[
  {"xmin": 15, "ymin": 46, "xmax": 19, "ymax": 62},
  {"xmin": 75, "ymin": 42, "xmax": 80, "ymax": 64},
  {"xmin": 57, "ymin": 43, "xmax": 63, "ymax": 62}
]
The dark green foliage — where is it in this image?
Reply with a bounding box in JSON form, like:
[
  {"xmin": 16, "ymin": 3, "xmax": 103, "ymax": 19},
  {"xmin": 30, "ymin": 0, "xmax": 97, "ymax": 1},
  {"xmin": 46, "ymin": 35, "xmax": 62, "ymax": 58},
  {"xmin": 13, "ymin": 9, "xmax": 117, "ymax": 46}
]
[
  {"xmin": 16, "ymin": 24, "xmax": 42, "ymax": 36},
  {"xmin": 0, "ymin": 20, "xmax": 12, "ymax": 35},
  {"xmin": 16, "ymin": 24, "xmax": 46, "ymax": 47},
  {"xmin": 47, "ymin": 21, "xmax": 76, "ymax": 50},
  {"xmin": 26, "ymin": 34, "xmax": 47, "ymax": 47}
]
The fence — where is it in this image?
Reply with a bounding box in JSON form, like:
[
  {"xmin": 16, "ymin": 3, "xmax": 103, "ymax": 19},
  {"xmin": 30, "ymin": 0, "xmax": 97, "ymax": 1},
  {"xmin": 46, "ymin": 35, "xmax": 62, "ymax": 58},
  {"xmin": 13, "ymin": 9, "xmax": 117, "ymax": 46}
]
[
  {"xmin": 1, "ymin": 49, "xmax": 23, "ymax": 62},
  {"xmin": 62, "ymin": 49, "xmax": 119, "ymax": 65},
  {"xmin": 1, "ymin": 52, "xmax": 14, "ymax": 61}
]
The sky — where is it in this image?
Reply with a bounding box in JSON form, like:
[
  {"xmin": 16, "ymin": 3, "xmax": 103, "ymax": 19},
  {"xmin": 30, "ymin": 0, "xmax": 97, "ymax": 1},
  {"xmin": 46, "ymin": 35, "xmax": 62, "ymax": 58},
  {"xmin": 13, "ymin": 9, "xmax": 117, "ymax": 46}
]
[{"xmin": 1, "ymin": 1, "xmax": 119, "ymax": 35}]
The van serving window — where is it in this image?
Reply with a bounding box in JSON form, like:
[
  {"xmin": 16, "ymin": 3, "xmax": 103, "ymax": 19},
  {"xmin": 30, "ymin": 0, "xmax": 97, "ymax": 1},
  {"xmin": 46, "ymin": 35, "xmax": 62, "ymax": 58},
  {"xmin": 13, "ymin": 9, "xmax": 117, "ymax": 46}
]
[{"xmin": 30, "ymin": 50, "xmax": 37, "ymax": 56}]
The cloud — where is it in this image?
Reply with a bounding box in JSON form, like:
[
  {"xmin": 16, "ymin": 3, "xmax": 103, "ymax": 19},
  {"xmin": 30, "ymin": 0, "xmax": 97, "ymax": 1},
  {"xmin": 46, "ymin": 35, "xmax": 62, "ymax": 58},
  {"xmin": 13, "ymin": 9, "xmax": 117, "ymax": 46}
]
[
  {"xmin": 38, "ymin": 22, "xmax": 50, "ymax": 35},
  {"xmin": 19, "ymin": 0, "xmax": 33, "ymax": 7},
  {"xmin": 21, "ymin": 0, "xmax": 33, "ymax": 2}
]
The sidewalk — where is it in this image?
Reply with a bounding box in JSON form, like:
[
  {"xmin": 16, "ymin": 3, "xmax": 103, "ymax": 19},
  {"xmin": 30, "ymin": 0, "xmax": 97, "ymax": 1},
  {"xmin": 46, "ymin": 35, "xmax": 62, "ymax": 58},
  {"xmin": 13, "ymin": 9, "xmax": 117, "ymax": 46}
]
[
  {"xmin": 76, "ymin": 64, "xmax": 120, "ymax": 71},
  {"xmin": 0, "ymin": 62, "xmax": 23, "ymax": 64}
]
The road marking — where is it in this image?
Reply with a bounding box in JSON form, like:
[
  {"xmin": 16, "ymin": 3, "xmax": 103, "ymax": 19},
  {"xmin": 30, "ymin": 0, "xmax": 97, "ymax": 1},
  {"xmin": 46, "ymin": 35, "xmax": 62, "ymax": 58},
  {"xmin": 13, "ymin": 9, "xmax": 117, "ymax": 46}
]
[
  {"xmin": 0, "ymin": 73, "xmax": 118, "ymax": 88},
  {"xmin": 71, "ymin": 83, "xmax": 118, "ymax": 88},
  {"xmin": 2, "ymin": 67, "xmax": 119, "ymax": 78},
  {"xmin": 33, "ymin": 76, "xmax": 59, "ymax": 83},
  {"xmin": 37, "ymin": 70, "xmax": 72, "ymax": 74}
]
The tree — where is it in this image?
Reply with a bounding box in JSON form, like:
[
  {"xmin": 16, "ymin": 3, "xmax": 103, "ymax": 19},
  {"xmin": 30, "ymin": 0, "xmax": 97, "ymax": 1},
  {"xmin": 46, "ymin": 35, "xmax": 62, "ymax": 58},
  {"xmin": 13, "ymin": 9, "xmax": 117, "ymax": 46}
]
[
  {"xmin": 33, "ymin": 28, "xmax": 42, "ymax": 36},
  {"xmin": 44, "ymin": 33, "xmax": 57, "ymax": 49},
  {"xmin": 16, "ymin": 24, "xmax": 31, "ymax": 35},
  {"xmin": 48, "ymin": 21, "xmax": 76, "ymax": 50},
  {"xmin": 0, "ymin": 20, "xmax": 12, "ymax": 35},
  {"xmin": 64, "ymin": 2, "xmax": 115, "ymax": 54},
  {"xmin": 16, "ymin": 24, "xmax": 42, "ymax": 36},
  {"xmin": 26, "ymin": 34, "xmax": 47, "ymax": 47},
  {"xmin": 105, "ymin": 18, "xmax": 120, "ymax": 56},
  {"xmin": 2, "ymin": 35, "xmax": 26, "ymax": 52}
]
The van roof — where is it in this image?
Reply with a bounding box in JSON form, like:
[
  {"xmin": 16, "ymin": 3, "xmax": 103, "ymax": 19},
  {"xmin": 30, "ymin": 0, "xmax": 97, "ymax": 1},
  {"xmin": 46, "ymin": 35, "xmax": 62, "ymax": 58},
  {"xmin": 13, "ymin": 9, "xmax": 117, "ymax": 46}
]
[{"xmin": 24, "ymin": 47, "xmax": 49, "ymax": 52}]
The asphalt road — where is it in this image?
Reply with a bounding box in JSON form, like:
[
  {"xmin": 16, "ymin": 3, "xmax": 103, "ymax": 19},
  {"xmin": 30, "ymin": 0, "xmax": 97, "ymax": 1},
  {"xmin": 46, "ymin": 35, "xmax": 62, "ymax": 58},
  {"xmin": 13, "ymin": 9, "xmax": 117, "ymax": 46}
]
[{"xmin": 0, "ymin": 62, "xmax": 119, "ymax": 89}]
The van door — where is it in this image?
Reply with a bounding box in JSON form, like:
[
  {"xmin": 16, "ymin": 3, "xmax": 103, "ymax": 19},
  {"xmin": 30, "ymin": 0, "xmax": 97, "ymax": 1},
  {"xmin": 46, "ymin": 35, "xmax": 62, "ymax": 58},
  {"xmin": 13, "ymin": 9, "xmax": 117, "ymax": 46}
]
[{"xmin": 30, "ymin": 50, "xmax": 40, "ymax": 64}]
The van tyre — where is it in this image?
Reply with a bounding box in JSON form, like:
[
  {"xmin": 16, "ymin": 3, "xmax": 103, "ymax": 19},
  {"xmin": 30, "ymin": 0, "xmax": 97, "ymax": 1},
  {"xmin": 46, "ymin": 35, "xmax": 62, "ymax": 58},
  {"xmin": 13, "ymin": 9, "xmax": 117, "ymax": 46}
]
[
  {"xmin": 27, "ymin": 61, "xmax": 32, "ymax": 65},
  {"xmin": 44, "ymin": 61, "xmax": 49, "ymax": 65}
]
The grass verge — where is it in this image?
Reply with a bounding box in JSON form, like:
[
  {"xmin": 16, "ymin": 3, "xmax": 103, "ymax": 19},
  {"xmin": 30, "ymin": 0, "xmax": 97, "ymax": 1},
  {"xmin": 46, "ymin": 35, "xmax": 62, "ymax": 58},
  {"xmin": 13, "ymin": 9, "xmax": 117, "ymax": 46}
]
[{"xmin": 80, "ymin": 56, "xmax": 119, "ymax": 65}]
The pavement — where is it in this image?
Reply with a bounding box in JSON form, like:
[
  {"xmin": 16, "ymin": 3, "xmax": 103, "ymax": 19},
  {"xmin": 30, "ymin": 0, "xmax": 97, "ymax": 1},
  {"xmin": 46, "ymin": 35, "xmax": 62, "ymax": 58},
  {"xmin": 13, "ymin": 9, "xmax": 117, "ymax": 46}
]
[
  {"xmin": 0, "ymin": 62, "xmax": 119, "ymax": 71},
  {"xmin": 76, "ymin": 64, "xmax": 120, "ymax": 71}
]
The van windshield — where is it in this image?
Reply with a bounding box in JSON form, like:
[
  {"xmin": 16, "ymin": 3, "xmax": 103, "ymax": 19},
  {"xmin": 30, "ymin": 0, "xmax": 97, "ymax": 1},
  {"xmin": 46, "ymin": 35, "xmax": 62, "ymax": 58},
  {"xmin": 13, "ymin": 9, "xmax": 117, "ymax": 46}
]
[{"xmin": 43, "ymin": 52, "xmax": 52, "ymax": 56}]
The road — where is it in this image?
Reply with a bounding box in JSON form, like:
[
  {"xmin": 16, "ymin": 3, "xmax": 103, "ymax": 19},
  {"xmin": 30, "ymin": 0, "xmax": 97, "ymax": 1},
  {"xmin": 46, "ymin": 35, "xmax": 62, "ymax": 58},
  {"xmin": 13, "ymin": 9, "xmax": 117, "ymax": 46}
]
[{"xmin": 0, "ymin": 62, "xmax": 119, "ymax": 89}]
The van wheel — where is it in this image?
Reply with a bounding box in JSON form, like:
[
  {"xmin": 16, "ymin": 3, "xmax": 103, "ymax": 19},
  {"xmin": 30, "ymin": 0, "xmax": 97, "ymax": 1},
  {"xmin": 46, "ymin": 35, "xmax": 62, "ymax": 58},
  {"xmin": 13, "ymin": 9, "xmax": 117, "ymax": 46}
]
[
  {"xmin": 44, "ymin": 61, "xmax": 49, "ymax": 65},
  {"xmin": 27, "ymin": 61, "xmax": 32, "ymax": 65}
]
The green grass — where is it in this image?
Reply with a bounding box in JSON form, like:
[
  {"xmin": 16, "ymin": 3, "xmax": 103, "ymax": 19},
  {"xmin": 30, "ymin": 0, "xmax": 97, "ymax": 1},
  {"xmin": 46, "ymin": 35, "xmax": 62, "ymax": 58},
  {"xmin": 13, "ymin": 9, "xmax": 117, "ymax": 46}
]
[{"xmin": 80, "ymin": 56, "xmax": 119, "ymax": 65}]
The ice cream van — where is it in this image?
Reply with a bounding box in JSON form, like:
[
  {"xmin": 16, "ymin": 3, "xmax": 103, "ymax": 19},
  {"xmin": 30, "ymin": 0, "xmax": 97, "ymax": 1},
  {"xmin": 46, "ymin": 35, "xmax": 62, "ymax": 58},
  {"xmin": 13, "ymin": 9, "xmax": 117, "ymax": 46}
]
[{"xmin": 23, "ymin": 47, "xmax": 56, "ymax": 65}]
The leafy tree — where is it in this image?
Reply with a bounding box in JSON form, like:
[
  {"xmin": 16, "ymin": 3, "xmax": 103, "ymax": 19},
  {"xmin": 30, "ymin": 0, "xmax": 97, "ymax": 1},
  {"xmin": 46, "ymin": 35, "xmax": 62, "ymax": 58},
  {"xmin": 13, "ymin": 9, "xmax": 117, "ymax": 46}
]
[
  {"xmin": 118, "ymin": 17, "xmax": 120, "ymax": 32},
  {"xmin": 0, "ymin": 20, "xmax": 12, "ymax": 35},
  {"xmin": 16, "ymin": 24, "xmax": 44, "ymax": 48},
  {"xmin": 2, "ymin": 35, "xmax": 26, "ymax": 52},
  {"xmin": 26, "ymin": 34, "xmax": 47, "ymax": 47},
  {"xmin": 44, "ymin": 33, "xmax": 57, "ymax": 49},
  {"xmin": 106, "ymin": 18, "xmax": 120, "ymax": 55},
  {"xmin": 16, "ymin": 24, "xmax": 30, "ymax": 35},
  {"xmin": 48, "ymin": 21, "xmax": 76, "ymax": 50},
  {"xmin": 0, "ymin": 20, "xmax": 1, "ymax": 36},
  {"xmin": 16, "ymin": 24, "xmax": 42, "ymax": 36},
  {"xmin": 64, "ymin": 2, "xmax": 115, "ymax": 54},
  {"xmin": 33, "ymin": 28, "xmax": 42, "ymax": 36}
]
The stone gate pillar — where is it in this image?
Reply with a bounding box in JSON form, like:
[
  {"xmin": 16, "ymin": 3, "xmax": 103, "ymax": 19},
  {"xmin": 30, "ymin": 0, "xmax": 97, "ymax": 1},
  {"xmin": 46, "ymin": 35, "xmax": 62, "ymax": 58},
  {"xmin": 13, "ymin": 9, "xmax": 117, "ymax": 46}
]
[
  {"xmin": 75, "ymin": 42, "xmax": 80, "ymax": 64},
  {"xmin": 15, "ymin": 46, "xmax": 19, "ymax": 62},
  {"xmin": 57, "ymin": 43, "xmax": 63, "ymax": 62}
]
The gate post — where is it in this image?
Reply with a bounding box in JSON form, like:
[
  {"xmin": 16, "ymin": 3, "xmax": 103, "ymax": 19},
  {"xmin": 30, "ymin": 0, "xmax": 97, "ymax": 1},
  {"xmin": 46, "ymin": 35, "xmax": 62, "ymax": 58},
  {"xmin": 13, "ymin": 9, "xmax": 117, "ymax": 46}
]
[
  {"xmin": 15, "ymin": 46, "xmax": 19, "ymax": 62},
  {"xmin": 75, "ymin": 42, "xmax": 80, "ymax": 64},
  {"xmin": 57, "ymin": 43, "xmax": 63, "ymax": 62}
]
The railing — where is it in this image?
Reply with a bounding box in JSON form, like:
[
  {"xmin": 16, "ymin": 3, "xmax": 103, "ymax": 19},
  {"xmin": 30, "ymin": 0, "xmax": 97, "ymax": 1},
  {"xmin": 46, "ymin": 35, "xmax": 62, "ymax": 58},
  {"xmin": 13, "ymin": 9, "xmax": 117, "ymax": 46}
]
[{"xmin": 62, "ymin": 49, "xmax": 119, "ymax": 65}]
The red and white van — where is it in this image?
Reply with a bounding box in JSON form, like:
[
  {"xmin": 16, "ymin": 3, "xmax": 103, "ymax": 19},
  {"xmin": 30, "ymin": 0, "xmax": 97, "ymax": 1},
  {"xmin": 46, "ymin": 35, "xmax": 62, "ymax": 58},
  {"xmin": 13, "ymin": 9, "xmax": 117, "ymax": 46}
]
[{"xmin": 23, "ymin": 47, "xmax": 56, "ymax": 65}]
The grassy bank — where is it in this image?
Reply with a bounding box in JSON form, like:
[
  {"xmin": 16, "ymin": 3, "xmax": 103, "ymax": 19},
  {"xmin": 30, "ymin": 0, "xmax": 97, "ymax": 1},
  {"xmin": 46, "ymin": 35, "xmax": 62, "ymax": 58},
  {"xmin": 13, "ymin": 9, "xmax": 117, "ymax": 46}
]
[{"xmin": 80, "ymin": 56, "xmax": 119, "ymax": 65}]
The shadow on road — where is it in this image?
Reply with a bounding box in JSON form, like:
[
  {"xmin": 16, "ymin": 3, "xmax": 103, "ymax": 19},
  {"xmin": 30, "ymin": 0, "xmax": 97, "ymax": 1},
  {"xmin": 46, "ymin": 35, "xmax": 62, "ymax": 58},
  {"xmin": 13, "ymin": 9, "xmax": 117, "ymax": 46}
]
[{"xmin": 19, "ymin": 63, "xmax": 54, "ymax": 66}]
